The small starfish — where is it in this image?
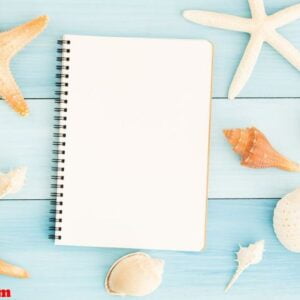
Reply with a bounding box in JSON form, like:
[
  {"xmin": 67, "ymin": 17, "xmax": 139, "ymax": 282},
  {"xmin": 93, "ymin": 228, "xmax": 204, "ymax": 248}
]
[
  {"xmin": 183, "ymin": 0, "xmax": 300, "ymax": 99},
  {"xmin": 0, "ymin": 16, "xmax": 49, "ymax": 116}
]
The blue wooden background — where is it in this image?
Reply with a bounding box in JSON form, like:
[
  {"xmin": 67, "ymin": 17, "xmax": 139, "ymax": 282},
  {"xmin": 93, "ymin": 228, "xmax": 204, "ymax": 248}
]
[{"xmin": 1, "ymin": 0, "xmax": 300, "ymax": 299}]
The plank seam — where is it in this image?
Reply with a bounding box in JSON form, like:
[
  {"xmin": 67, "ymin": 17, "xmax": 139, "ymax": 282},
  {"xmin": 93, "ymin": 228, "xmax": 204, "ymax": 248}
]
[
  {"xmin": 0, "ymin": 198, "xmax": 279, "ymax": 201},
  {"xmin": 1, "ymin": 97, "xmax": 299, "ymax": 100},
  {"xmin": 213, "ymin": 97, "xmax": 300, "ymax": 99}
]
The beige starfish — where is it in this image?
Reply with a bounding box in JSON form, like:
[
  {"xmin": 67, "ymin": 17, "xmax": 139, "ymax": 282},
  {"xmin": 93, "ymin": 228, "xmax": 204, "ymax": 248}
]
[
  {"xmin": 0, "ymin": 16, "xmax": 49, "ymax": 116},
  {"xmin": 0, "ymin": 259, "xmax": 29, "ymax": 278},
  {"xmin": 183, "ymin": 0, "xmax": 300, "ymax": 99}
]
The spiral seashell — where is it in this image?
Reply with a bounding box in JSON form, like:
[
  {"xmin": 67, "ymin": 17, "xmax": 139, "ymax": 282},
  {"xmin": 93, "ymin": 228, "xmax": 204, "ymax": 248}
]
[
  {"xmin": 223, "ymin": 127, "xmax": 300, "ymax": 172},
  {"xmin": 273, "ymin": 188, "xmax": 300, "ymax": 252}
]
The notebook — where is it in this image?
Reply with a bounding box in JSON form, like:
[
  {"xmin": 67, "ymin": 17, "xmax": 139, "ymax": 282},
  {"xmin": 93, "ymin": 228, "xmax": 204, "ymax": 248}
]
[{"xmin": 51, "ymin": 35, "xmax": 213, "ymax": 252}]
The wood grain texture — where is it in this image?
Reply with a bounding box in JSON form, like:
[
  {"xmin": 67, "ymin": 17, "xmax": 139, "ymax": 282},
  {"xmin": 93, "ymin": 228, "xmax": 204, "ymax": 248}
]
[
  {"xmin": 0, "ymin": 99, "xmax": 299, "ymax": 200},
  {"xmin": 0, "ymin": 100, "xmax": 54, "ymax": 200},
  {"xmin": 0, "ymin": 0, "xmax": 299, "ymax": 299},
  {"xmin": 0, "ymin": 200, "xmax": 299, "ymax": 300},
  {"xmin": 0, "ymin": 0, "xmax": 300, "ymax": 98},
  {"xmin": 210, "ymin": 98, "xmax": 300, "ymax": 199}
]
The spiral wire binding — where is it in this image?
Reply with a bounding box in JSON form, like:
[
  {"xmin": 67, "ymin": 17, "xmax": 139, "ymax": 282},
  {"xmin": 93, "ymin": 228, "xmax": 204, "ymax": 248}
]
[{"xmin": 49, "ymin": 39, "xmax": 70, "ymax": 240}]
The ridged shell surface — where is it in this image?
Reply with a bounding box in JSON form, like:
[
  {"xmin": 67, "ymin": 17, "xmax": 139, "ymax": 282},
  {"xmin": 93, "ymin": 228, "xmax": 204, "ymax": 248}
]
[{"xmin": 224, "ymin": 127, "xmax": 300, "ymax": 172}]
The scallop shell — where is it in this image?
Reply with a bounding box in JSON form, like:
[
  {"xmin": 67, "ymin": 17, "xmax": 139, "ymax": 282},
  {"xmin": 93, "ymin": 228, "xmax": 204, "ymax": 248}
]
[
  {"xmin": 273, "ymin": 188, "xmax": 300, "ymax": 252},
  {"xmin": 105, "ymin": 252, "xmax": 164, "ymax": 297},
  {"xmin": 223, "ymin": 127, "xmax": 300, "ymax": 171}
]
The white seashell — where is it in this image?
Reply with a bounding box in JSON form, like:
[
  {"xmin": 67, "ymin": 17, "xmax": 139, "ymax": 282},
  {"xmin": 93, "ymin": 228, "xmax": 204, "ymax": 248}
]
[
  {"xmin": 105, "ymin": 252, "xmax": 164, "ymax": 297},
  {"xmin": 225, "ymin": 240, "xmax": 264, "ymax": 292},
  {"xmin": 273, "ymin": 188, "xmax": 300, "ymax": 252},
  {"xmin": 0, "ymin": 167, "xmax": 27, "ymax": 199}
]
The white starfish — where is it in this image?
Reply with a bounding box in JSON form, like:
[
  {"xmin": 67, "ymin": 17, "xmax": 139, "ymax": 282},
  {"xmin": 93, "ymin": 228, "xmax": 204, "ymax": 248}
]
[{"xmin": 183, "ymin": 0, "xmax": 300, "ymax": 99}]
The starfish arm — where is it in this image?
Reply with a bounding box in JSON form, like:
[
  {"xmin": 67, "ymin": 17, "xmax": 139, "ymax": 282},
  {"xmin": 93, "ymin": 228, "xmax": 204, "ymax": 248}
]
[
  {"xmin": 266, "ymin": 31, "xmax": 300, "ymax": 70},
  {"xmin": 268, "ymin": 4, "xmax": 300, "ymax": 28},
  {"xmin": 228, "ymin": 34, "xmax": 264, "ymax": 100},
  {"xmin": 0, "ymin": 16, "xmax": 49, "ymax": 61},
  {"xmin": 0, "ymin": 259, "xmax": 29, "ymax": 278},
  {"xmin": 183, "ymin": 10, "xmax": 252, "ymax": 32},
  {"xmin": 248, "ymin": 0, "xmax": 266, "ymax": 19},
  {"xmin": 0, "ymin": 66, "xmax": 29, "ymax": 116}
]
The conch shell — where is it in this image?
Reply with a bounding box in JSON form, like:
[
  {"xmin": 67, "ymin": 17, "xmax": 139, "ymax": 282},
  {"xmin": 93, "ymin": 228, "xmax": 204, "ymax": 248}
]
[
  {"xmin": 225, "ymin": 240, "xmax": 264, "ymax": 292},
  {"xmin": 105, "ymin": 252, "xmax": 164, "ymax": 297},
  {"xmin": 223, "ymin": 127, "xmax": 300, "ymax": 171},
  {"xmin": 273, "ymin": 188, "xmax": 300, "ymax": 252}
]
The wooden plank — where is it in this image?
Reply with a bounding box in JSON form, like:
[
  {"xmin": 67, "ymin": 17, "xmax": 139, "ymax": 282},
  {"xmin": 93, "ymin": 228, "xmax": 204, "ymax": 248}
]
[
  {"xmin": 209, "ymin": 98, "xmax": 300, "ymax": 198},
  {"xmin": 0, "ymin": 98, "xmax": 300, "ymax": 200},
  {"xmin": 0, "ymin": 1, "xmax": 299, "ymax": 299},
  {"xmin": 0, "ymin": 0, "xmax": 300, "ymax": 98},
  {"xmin": 0, "ymin": 199, "xmax": 298, "ymax": 299},
  {"xmin": 0, "ymin": 100, "xmax": 54, "ymax": 200}
]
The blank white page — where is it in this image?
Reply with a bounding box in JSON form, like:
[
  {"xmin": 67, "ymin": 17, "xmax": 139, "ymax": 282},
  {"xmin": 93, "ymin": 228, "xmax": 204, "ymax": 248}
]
[{"xmin": 55, "ymin": 35, "xmax": 213, "ymax": 251}]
